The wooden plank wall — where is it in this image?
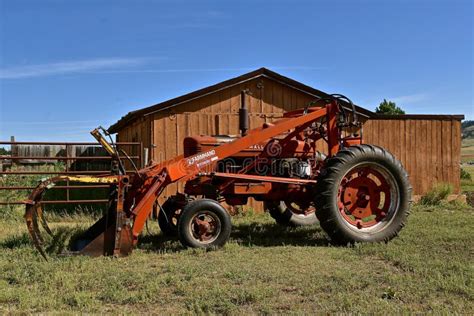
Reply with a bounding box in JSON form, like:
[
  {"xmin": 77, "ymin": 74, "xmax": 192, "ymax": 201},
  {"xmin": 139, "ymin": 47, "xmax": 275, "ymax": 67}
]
[
  {"xmin": 364, "ymin": 118, "xmax": 462, "ymax": 194},
  {"xmin": 116, "ymin": 116, "xmax": 151, "ymax": 168}
]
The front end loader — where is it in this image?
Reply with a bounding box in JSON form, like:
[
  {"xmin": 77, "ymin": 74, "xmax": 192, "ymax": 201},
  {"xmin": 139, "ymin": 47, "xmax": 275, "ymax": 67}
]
[{"xmin": 25, "ymin": 94, "xmax": 411, "ymax": 259}]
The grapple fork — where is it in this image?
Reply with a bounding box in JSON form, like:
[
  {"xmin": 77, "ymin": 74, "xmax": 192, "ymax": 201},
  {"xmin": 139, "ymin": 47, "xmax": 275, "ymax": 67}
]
[{"xmin": 24, "ymin": 175, "xmax": 132, "ymax": 259}]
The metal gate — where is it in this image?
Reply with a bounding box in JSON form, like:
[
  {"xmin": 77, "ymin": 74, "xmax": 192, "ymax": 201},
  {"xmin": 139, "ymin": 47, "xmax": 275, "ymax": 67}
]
[{"xmin": 0, "ymin": 140, "xmax": 143, "ymax": 206}]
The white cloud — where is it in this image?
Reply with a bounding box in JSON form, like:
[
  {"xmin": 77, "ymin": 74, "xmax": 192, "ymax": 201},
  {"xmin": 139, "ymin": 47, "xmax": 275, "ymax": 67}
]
[
  {"xmin": 0, "ymin": 58, "xmax": 148, "ymax": 79},
  {"xmin": 87, "ymin": 66, "xmax": 325, "ymax": 74},
  {"xmin": 390, "ymin": 93, "xmax": 428, "ymax": 104}
]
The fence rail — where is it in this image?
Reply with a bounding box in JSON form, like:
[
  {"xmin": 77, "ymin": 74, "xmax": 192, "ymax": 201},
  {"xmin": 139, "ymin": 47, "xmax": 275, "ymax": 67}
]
[
  {"xmin": 0, "ymin": 156, "xmax": 140, "ymax": 160},
  {"xmin": 0, "ymin": 140, "xmax": 143, "ymax": 206}
]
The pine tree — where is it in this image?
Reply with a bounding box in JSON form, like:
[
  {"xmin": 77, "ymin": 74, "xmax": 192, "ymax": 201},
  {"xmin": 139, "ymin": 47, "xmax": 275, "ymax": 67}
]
[{"xmin": 375, "ymin": 99, "xmax": 405, "ymax": 115}]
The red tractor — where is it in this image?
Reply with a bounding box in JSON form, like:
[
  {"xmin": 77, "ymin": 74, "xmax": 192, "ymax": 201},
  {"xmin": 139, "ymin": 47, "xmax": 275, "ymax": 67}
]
[{"xmin": 25, "ymin": 93, "xmax": 411, "ymax": 258}]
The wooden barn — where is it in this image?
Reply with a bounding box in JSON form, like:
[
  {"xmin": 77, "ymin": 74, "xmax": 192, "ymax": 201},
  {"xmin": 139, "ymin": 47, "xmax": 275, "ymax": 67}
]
[{"xmin": 108, "ymin": 68, "xmax": 464, "ymax": 209}]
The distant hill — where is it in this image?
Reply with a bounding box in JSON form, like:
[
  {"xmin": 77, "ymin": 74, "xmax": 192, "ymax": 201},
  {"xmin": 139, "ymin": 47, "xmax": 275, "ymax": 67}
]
[{"xmin": 462, "ymin": 120, "xmax": 474, "ymax": 139}]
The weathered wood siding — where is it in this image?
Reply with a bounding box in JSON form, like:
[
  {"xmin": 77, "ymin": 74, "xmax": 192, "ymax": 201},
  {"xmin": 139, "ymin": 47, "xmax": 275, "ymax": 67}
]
[
  {"xmin": 364, "ymin": 118, "xmax": 462, "ymax": 194},
  {"xmin": 116, "ymin": 116, "xmax": 151, "ymax": 167}
]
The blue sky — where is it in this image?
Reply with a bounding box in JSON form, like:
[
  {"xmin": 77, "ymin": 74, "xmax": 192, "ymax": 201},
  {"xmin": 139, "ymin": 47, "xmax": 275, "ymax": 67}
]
[{"xmin": 0, "ymin": 0, "xmax": 472, "ymax": 141}]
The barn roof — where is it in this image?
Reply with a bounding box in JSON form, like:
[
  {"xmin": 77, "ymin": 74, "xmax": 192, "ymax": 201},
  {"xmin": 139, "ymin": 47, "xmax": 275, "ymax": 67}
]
[{"xmin": 108, "ymin": 67, "xmax": 374, "ymax": 133}]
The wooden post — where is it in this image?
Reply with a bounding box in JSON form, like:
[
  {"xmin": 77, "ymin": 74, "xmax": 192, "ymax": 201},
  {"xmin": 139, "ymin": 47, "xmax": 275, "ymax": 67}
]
[
  {"xmin": 140, "ymin": 142, "xmax": 144, "ymax": 168},
  {"xmin": 10, "ymin": 136, "xmax": 17, "ymax": 166},
  {"xmin": 65, "ymin": 144, "xmax": 71, "ymax": 202},
  {"xmin": 143, "ymin": 148, "xmax": 149, "ymax": 167}
]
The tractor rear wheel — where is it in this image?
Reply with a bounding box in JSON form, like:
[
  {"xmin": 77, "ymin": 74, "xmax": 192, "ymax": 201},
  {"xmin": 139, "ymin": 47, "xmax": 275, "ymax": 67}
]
[
  {"xmin": 178, "ymin": 199, "xmax": 232, "ymax": 249},
  {"xmin": 315, "ymin": 145, "xmax": 411, "ymax": 245},
  {"xmin": 265, "ymin": 200, "xmax": 318, "ymax": 227}
]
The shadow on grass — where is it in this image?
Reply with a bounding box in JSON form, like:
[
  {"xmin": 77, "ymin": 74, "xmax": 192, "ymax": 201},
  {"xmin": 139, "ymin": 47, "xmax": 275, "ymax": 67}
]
[
  {"xmin": 1, "ymin": 232, "xmax": 31, "ymax": 249},
  {"xmin": 138, "ymin": 233, "xmax": 184, "ymax": 253},
  {"xmin": 0, "ymin": 226, "xmax": 86, "ymax": 256},
  {"xmin": 231, "ymin": 221, "xmax": 329, "ymax": 247},
  {"xmin": 2, "ymin": 220, "xmax": 329, "ymax": 254},
  {"xmin": 138, "ymin": 221, "xmax": 329, "ymax": 253}
]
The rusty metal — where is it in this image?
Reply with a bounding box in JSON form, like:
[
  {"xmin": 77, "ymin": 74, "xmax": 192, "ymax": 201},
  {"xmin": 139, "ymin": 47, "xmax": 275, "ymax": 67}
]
[
  {"xmin": 210, "ymin": 172, "xmax": 317, "ymax": 184},
  {"xmin": 338, "ymin": 166, "xmax": 393, "ymax": 229},
  {"xmin": 1, "ymin": 200, "xmax": 109, "ymax": 205},
  {"xmin": 0, "ymin": 140, "xmax": 142, "ymax": 206},
  {"xmin": 0, "ymin": 156, "xmax": 139, "ymax": 160},
  {"xmin": 191, "ymin": 211, "xmax": 220, "ymax": 242},
  {"xmin": 0, "ymin": 141, "xmax": 139, "ymax": 145},
  {"xmin": 1, "ymin": 171, "xmax": 126, "ymax": 175},
  {"xmin": 0, "ymin": 170, "xmax": 139, "ymax": 175},
  {"xmin": 0, "ymin": 185, "xmax": 110, "ymax": 190},
  {"xmin": 239, "ymin": 90, "xmax": 249, "ymax": 136}
]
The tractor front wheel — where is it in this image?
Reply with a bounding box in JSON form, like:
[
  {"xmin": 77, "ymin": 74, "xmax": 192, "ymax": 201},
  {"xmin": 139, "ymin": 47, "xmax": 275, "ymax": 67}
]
[
  {"xmin": 178, "ymin": 199, "xmax": 232, "ymax": 249},
  {"xmin": 315, "ymin": 145, "xmax": 411, "ymax": 245}
]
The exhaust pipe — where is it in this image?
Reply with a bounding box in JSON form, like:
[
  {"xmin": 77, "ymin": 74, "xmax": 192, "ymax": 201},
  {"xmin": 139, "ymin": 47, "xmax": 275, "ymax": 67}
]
[{"xmin": 239, "ymin": 90, "xmax": 249, "ymax": 136}]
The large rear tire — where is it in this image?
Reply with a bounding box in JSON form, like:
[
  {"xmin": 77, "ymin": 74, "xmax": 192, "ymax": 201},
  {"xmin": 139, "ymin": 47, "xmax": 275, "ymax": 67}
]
[
  {"xmin": 315, "ymin": 145, "xmax": 411, "ymax": 245},
  {"xmin": 178, "ymin": 199, "xmax": 232, "ymax": 249}
]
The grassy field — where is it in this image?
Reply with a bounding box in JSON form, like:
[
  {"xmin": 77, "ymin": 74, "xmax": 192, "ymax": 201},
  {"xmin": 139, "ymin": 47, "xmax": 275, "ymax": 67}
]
[
  {"xmin": 461, "ymin": 165, "xmax": 474, "ymax": 193},
  {"xmin": 0, "ymin": 203, "xmax": 472, "ymax": 314},
  {"xmin": 461, "ymin": 138, "xmax": 474, "ymax": 163},
  {"xmin": 461, "ymin": 138, "xmax": 474, "ymax": 193},
  {"xmin": 1, "ymin": 142, "xmax": 473, "ymax": 314}
]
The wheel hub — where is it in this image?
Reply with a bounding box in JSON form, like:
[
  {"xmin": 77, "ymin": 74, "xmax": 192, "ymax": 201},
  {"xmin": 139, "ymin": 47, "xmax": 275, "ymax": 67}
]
[
  {"xmin": 339, "ymin": 167, "xmax": 392, "ymax": 228},
  {"xmin": 191, "ymin": 213, "xmax": 219, "ymax": 242}
]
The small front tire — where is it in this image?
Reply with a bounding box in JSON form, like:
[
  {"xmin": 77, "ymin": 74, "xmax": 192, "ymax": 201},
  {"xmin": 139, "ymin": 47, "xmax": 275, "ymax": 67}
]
[{"xmin": 178, "ymin": 199, "xmax": 232, "ymax": 249}]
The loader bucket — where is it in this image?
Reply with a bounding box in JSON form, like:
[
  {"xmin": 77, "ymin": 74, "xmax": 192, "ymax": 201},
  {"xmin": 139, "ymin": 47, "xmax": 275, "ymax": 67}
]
[
  {"xmin": 25, "ymin": 176, "xmax": 133, "ymax": 259},
  {"xmin": 69, "ymin": 207, "xmax": 133, "ymax": 257}
]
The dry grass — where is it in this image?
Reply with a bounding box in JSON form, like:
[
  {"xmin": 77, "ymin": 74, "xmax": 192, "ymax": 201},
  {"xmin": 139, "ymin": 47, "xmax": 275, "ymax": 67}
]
[
  {"xmin": 461, "ymin": 138, "xmax": 474, "ymax": 193},
  {"xmin": 461, "ymin": 165, "xmax": 474, "ymax": 192},
  {"xmin": 0, "ymin": 203, "xmax": 472, "ymax": 314},
  {"xmin": 0, "ymin": 157, "xmax": 472, "ymax": 313},
  {"xmin": 461, "ymin": 138, "xmax": 474, "ymax": 163}
]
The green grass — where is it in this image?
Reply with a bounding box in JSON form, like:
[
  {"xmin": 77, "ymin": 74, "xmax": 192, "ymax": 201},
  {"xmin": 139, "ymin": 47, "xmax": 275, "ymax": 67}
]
[
  {"xmin": 462, "ymin": 138, "xmax": 474, "ymax": 147},
  {"xmin": 419, "ymin": 183, "xmax": 453, "ymax": 206},
  {"xmin": 461, "ymin": 138, "xmax": 474, "ymax": 163},
  {"xmin": 0, "ymin": 203, "xmax": 472, "ymax": 314},
  {"xmin": 461, "ymin": 165, "xmax": 474, "ymax": 193},
  {"xmin": 461, "ymin": 138, "xmax": 474, "ymax": 193}
]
